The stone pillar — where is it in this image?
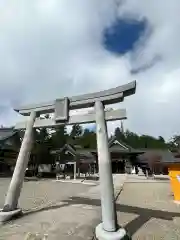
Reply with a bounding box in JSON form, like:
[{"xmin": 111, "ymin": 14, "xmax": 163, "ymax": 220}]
[
  {"xmin": 3, "ymin": 111, "xmax": 36, "ymax": 212},
  {"xmin": 95, "ymin": 101, "xmax": 130, "ymax": 240},
  {"xmin": 74, "ymin": 162, "xmax": 76, "ymax": 180},
  {"xmin": 78, "ymin": 166, "xmax": 80, "ymax": 178},
  {"xmin": 93, "ymin": 163, "xmax": 95, "ymax": 174}
]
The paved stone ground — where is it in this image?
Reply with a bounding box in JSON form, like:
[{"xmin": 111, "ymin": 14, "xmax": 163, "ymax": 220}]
[
  {"xmin": 117, "ymin": 175, "xmax": 180, "ymax": 239},
  {"xmin": 0, "ymin": 178, "xmax": 90, "ymax": 211},
  {"xmin": 0, "ymin": 175, "xmax": 180, "ymax": 239},
  {"xmin": 0, "ymin": 175, "xmax": 126, "ymax": 240},
  {"xmin": 0, "ymin": 178, "xmax": 97, "ymax": 240}
]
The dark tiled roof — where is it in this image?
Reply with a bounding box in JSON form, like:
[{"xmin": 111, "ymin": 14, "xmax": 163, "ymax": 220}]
[
  {"xmin": 108, "ymin": 136, "xmax": 144, "ymax": 155},
  {"xmin": 0, "ymin": 128, "xmax": 19, "ymax": 143},
  {"xmin": 51, "ymin": 136, "xmax": 143, "ymax": 160},
  {"xmin": 51, "ymin": 144, "xmax": 95, "ymax": 161},
  {"xmin": 174, "ymin": 158, "xmax": 180, "ymax": 163},
  {"xmin": 172, "ymin": 151, "xmax": 180, "ymax": 158},
  {"xmin": 76, "ymin": 149, "xmax": 94, "ymax": 158},
  {"xmin": 51, "ymin": 144, "xmax": 76, "ymax": 156},
  {"xmin": 137, "ymin": 149, "xmax": 179, "ymax": 164},
  {"xmin": 109, "ymin": 147, "xmax": 144, "ymax": 154},
  {"xmin": 108, "ymin": 136, "xmax": 133, "ymax": 150}
]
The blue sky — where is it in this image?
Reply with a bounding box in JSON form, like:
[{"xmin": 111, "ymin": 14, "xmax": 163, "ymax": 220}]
[{"xmin": 104, "ymin": 19, "xmax": 146, "ymax": 55}]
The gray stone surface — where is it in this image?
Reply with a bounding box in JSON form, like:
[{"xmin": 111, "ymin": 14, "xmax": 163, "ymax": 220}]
[
  {"xmin": 95, "ymin": 223, "xmax": 129, "ymax": 240},
  {"xmin": 0, "ymin": 179, "xmax": 96, "ymax": 239},
  {"xmin": 95, "ymin": 100, "xmax": 117, "ymax": 232},
  {"xmin": 0, "ymin": 208, "xmax": 22, "ymax": 222},
  {"xmin": 0, "ymin": 175, "xmax": 180, "ymax": 239},
  {"xmin": 4, "ymin": 111, "xmax": 36, "ymax": 212},
  {"xmin": 14, "ymin": 80, "xmax": 136, "ymax": 115},
  {"xmin": 0, "ymin": 175, "xmax": 126, "ymax": 240},
  {"xmin": 116, "ymin": 175, "xmax": 180, "ymax": 239},
  {"xmin": 15, "ymin": 109, "xmax": 126, "ymax": 129},
  {"xmin": 0, "ymin": 179, "xmax": 90, "ymax": 212}
]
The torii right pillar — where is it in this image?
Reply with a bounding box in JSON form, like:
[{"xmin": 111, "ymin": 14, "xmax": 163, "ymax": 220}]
[{"xmin": 95, "ymin": 100, "xmax": 131, "ymax": 240}]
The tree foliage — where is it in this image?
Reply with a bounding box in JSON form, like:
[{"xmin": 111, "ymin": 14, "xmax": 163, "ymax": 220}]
[
  {"xmin": 51, "ymin": 125, "xmax": 67, "ymax": 149},
  {"xmin": 79, "ymin": 128, "xmax": 96, "ymax": 149},
  {"xmin": 13, "ymin": 122, "xmax": 178, "ymax": 167},
  {"xmin": 113, "ymin": 127, "xmax": 168, "ymax": 149},
  {"xmin": 31, "ymin": 128, "xmax": 53, "ymax": 165},
  {"xmin": 70, "ymin": 124, "xmax": 83, "ymax": 138}
]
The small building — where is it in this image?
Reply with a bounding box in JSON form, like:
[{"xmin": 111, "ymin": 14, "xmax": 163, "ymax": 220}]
[
  {"xmin": 51, "ymin": 136, "xmax": 144, "ymax": 175},
  {"xmin": 51, "ymin": 144, "xmax": 96, "ymax": 178},
  {"xmin": 137, "ymin": 149, "xmax": 176, "ymax": 175},
  {"xmin": 107, "ymin": 136, "xmax": 144, "ymax": 173},
  {"xmin": 85, "ymin": 136, "xmax": 144, "ymax": 174},
  {"xmin": 51, "ymin": 136, "xmax": 180, "ymax": 176},
  {"xmin": 0, "ymin": 128, "xmax": 21, "ymax": 175}
]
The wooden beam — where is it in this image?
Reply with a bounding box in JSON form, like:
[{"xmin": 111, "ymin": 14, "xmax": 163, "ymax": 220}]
[
  {"xmin": 14, "ymin": 81, "xmax": 136, "ymax": 116},
  {"xmin": 14, "ymin": 109, "xmax": 127, "ymax": 129}
]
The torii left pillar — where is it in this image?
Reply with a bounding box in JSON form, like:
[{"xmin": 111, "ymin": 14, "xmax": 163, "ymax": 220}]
[{"xmin": 0, "ymin": 111, "xmax": 36, "ymax": 222}]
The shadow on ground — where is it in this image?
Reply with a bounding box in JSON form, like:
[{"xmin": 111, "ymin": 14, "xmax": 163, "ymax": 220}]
[{"xmin": 5, "ymin": 196, "xmax": 180, "ymax": 237}]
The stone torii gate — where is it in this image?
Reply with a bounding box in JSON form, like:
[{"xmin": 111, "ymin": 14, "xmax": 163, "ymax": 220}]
[{"xmin": 0, "ymin": 81, "xmax": 136, "ymax": 240}]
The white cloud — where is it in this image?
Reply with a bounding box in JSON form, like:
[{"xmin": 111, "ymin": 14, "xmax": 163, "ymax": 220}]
[
  {"xmin": 115, "ymin": 0, "xmax": 180, "ymax": 140},
  {"xmin": 0, "ymin": 0, "xmax": 180, "ymax": 141}
]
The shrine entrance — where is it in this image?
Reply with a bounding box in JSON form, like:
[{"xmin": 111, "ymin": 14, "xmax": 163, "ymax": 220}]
[
  {"xmin": 0, "ymin": 81, "xmax": 136, "ymax": 240},
  {"xmin": 112, "ymin": 160, "xmax": 125, "ymax": 174}
]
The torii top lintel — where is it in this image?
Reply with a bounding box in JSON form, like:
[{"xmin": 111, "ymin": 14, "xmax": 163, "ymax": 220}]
[{"xmin": 14, "ymin": 81, "xmax": 136, "ymax": 116}]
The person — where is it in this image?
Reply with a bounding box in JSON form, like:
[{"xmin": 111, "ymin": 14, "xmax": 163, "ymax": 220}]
[
  {"xmin": 135, "ymin": 165, "xmax": 139, "ymax": 174},
  {"xmin": 55, "ymin": 162, "xmax": 61, "ymax": 180}
]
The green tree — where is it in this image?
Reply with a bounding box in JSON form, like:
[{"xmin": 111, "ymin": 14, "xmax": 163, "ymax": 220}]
[
  {"xmin": 31, "ymin": 128, "xmax": 53, "ymax": 165},
  {"xmin": 80, "ymin": 128, "xmax": 96, "ymax": 148},
  {"xmin": 124, "ymin": 130, "xmax": 140, "ymax": 148},
  {"xmin": 168, "ymin": 135, "xmax": 180, "ymax": 151},
  {"xmin": 51, "ymin": 125, "xmax": 67, "ymax": 149},
  {"xmin": 70, "ymin": 124, "xmax": 83, "ymax": 138},
  {"xmin": 140, "ymin": 135, "xmax": 167, "ymax": 149},
  {"xmin": 158, "ymin": 136, "xmax": 165, "ymax": 143},
  {"xmin": 30, "ymin": 115, "xmax": 54, "ymax": 167},
  {"xmin": 114, "ymin": 129, "xmax": 168, "ymax": 149},
  {"xmin": 114, "ymin": 127, "xmax": 125, "ymax": 142}
]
